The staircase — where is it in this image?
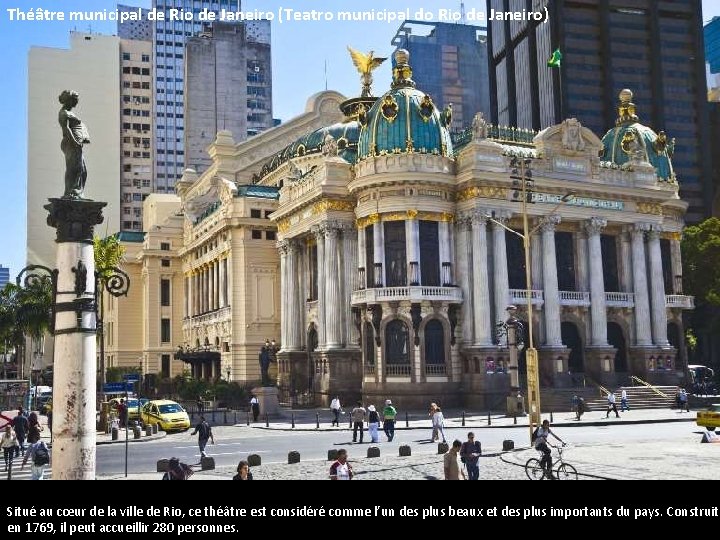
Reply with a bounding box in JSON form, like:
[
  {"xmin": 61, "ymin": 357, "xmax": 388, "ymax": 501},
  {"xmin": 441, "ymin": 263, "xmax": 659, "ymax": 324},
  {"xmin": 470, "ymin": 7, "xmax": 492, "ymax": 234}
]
[{"xmin": 582, "ymin": 385, "xmax": 678, "ymax": 412}]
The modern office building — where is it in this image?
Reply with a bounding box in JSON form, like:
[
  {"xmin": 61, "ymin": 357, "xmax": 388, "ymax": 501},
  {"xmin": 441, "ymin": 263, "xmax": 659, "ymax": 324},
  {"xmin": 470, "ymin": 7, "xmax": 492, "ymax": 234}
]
[
  {"xmin": 487, "ymin": 0, "xmax": 711, "ymax": 223},
  {"xmin": 118, "ymin": 4, "xmax": 152, "ymax": 41},
  {"xmin": 0, "ymin": 265, "xmax": 9, "ymax": 289},
  {"xmin": 392, "ymin": 20, "xmax": 490, "ymax": 131},
  {"xmin": 184, "ymin": 20, "xmax": 272, "ymax": 173},
  {"xmin": 120, "ymin": 37, "xmax": 154, "ymax": 231},
  {"xmin": 705, "ymin": 16, "xmax": 720, "ymax": 75},
  {"xmin": 151, "ymin": 0, "xmax": 242, "ymax": 193}
]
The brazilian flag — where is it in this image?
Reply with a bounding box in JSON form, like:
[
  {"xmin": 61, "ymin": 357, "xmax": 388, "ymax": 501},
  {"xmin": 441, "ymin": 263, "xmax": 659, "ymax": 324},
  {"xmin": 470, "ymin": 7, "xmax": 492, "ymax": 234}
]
[{"xmin": 547, "ymin": 48, "xmax": 562, "ymax": 69}]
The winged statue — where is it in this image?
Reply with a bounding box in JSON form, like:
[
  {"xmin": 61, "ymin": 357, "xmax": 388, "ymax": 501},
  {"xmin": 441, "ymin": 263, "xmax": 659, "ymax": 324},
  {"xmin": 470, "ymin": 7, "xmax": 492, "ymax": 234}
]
[{"xmin": 347, "ymin": 46, "xmax": 387, "ymax": 97}]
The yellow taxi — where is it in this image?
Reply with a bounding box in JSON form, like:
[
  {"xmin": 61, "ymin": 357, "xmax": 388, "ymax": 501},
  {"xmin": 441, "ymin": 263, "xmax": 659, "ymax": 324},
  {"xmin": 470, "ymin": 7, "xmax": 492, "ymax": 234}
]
[
  {"xmin": 140, "ymin": 400, "xmax": 190, "ymax": 432},
  {"xmin": 696, "ymin": 404, "xmax": 720, "ymax": 432},
  {"xmin": 108, "ymin": 397, "xmax": 148, "ymax": 423}
]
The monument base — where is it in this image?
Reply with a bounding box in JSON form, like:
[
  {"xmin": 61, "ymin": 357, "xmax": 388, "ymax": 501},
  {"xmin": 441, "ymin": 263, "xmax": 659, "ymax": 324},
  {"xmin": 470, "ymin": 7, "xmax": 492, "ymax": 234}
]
[{"xmin": 251, "ymin": 386, "xmax": 280, "ymax": 418}]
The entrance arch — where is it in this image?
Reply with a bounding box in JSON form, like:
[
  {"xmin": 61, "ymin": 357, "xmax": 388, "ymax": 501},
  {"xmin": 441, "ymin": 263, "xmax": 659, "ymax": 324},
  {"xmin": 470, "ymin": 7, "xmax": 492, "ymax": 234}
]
[
  {"xmin": 607, "ymin": 322, "xmax": 628, "ymax": 373},
  {"xmin": 561, "ymin": 322, "xmax": 584, "ymax": 374}
]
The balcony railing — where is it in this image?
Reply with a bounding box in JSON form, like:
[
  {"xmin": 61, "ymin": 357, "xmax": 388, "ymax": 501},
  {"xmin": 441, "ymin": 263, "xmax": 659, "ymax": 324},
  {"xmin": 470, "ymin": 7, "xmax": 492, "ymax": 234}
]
[
  {"xmin": 351, "ymin": 286, "xmax": 463, "ymax": 305},
  {"xmin": 605, "ymin": 292, "xmax": 635, "ymax": 308},
  {"xmin": 425, "ymin": 364, "xmax": 447, "ymax": 376},
  {"xmin": 364, "ymin": 364, "xmax": 376, "ymax": 375},
  {"xmin": 559, "ymin": 291, "xmax": 591, "ymax": 306},
  {"xmin": 509, "ymin": 289, "xmax": 545, "ymax": 305},
  {"xmin": 373, "ymin": 263, "xmax": 383, "ymax": 288},
  {"xmin": 666, "ymin": 295, "xmax": 695, "ymax": 310},
  {"xmin": 385, "ymin": 364, "xmax": 412, "ymax": 376}
]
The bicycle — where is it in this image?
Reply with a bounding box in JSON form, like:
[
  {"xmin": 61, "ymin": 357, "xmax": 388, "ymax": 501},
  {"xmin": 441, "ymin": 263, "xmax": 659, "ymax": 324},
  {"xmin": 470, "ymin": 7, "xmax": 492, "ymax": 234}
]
[{"xmin": 525, "ymin": 444, "xmax": 578, "ymax": 480}]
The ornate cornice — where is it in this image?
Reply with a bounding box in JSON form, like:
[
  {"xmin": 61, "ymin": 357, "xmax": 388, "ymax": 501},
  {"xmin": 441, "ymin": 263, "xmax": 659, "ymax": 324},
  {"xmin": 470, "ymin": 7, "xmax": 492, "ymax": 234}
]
[
  {"xmin": 539, "ymin": 214, "xmax": 562, "ymax": 233},
  {"xmin": 456, "ymin": 186, "xmax": 508, "ymax": 202},
  {"xmin": 584, "ymin": 217, "xmax": 608, "ymax": 236},
  {"xmin": 45, "ymin": 198, "xmax": 107, "ymax": 244},
  {"xmin": 636, "ymin": 202, "xmax": 663, "ymax": 216},
  {"xmin": 312, "ymin": 199, "xmax": 355, "ymax": 215}
]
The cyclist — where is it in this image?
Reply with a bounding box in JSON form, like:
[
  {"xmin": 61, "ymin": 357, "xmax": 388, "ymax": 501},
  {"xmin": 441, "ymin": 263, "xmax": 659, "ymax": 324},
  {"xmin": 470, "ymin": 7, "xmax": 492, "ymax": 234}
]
[{"xmin": 534, "ymin": 419, "xmax": 565, "ymax": 479}]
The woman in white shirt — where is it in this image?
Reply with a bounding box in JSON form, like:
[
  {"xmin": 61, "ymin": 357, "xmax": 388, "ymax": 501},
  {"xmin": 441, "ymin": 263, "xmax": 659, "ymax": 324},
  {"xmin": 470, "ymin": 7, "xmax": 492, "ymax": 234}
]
[{"xmin": 1, "ymin": 425, "xmax": 19, "ymax": 471}]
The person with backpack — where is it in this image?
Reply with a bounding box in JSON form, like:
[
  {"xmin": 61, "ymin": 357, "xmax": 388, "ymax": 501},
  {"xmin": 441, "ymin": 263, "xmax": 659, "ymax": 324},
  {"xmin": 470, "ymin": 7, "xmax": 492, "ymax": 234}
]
[
  {"xmin": 382, "ymin": 399, "xmax": 397, "ymax": 442},
  {"xmin": 21, "ymin": 439, "xmax": 50, "ymax": 480},
  {"xmin": 190, "ymin": 416, "xmax": 214, "ymax": 458},
  {"xmin": 12, "ymin": 406, "xmax": 29, "ymax": 458},
  {"xmin": 532, "ymin": 419, "xmax": 565, "ymax": 480},
  {"xmin": 162, "ymin": 457, "xmax": 194, "ymax": 480},
  {"xmin": 460, "ymin": 432, "xmax": 481, "ymax": 480}
]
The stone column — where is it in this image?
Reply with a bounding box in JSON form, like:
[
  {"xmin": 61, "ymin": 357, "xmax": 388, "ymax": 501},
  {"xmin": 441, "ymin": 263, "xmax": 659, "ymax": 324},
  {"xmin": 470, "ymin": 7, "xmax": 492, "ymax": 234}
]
[
  {"xmin": 45, "ymin": 197, "xmax": 106, "ymax": 480},
  {"xmin": 373, "ymin": 220, "xmax": 384, "ymax": 287},
  {"xmin": 278, "ymin": 241, "xmax": 288, "ymax": 350},
  {"xmin": 541, "ymin": 216, "xmax": 563, "ymax": 347},
  {"xmin": 530, "ymin": 231, "xmax": 543, "ymax": 290},
  {"xmin": 406, "ymin": 217, "xmax": 420, "ymax": 285},
  {"xmin": 620, "ymin": 230, "xmax": 633, "ymax": 293},
  {"xmin": 343, "ymin": 226, "xmax": 358, "ymax": 346},
  {"xmin": 447, "ymin": 218, "xmax": 455, "ymax": 285},
  {"xmin": 439, "ymin": 220, "xmax": 451, "ymax": 286},
  {"xmin": 209, "ymin": 262, "xmax": 215, "ymax": 311},
  {"xmin": 492, "ymin": 212, "xmax": 511, "ymax": 329},
  {"xmin": 631, "ymin": 225, "xmax": 652, "ymax": 346},
  {"xmin": 669, "ymin": 235, "xmax": 682, "ymax": 294},
  {"xmin": 575, "ymin": 231, "xmax": 589, "ymax": 292},
  {"xmin": 647, "ymin": 227, "xmax": 670, "ymax": 347},
  {"xmin": 325, "ymin": 225, "xmax": 342, "ymax": 348},
  {"xmin": 357, "ymin": 226, "xmax": 366, "ymax": 289},
  {"xmin": 585, "ymin": 218, "xmax": 609, "ymax": 346},
  {"xmin": 185, "ymin": 275, "xmax": 190, "ymax": 318},
  {"xmin": 471, "ymin": 212, "xmax": 492, "ymax": 346},
  {"xmin": 455, "ymin": 215, "xmax": 474, "ymax": 344},
  {"xmin": 314, "ymin": 227, "xmax": 326, "ymax": 348},
  {"xmin": 287, "ymin": 240, "xmax": 303, "ymax": 351}
]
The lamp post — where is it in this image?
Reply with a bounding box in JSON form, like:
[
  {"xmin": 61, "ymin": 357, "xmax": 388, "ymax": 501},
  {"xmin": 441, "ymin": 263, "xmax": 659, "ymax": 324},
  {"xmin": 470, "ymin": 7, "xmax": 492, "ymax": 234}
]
[{"xmin": 486, "ymin": 156, "xmax": 575, "ymax": 443}]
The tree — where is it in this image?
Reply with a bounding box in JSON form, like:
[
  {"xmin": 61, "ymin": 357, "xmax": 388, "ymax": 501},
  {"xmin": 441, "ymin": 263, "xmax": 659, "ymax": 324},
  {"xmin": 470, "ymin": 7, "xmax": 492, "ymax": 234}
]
[{"xmin": 94, "ymin": 235, "xmax": 126, "ymax": 385}]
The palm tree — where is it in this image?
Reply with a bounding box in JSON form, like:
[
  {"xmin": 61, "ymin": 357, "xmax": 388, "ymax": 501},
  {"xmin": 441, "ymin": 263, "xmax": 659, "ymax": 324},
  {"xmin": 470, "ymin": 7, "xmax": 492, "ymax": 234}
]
[{"xmin": 94, "ymin": 235, "xmax": 126, "ymax": 385}]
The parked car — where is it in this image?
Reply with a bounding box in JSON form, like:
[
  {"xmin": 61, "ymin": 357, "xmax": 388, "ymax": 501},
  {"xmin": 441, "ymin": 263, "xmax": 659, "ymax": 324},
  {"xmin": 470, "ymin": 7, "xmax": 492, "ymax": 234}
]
[
  {"xmin": 140, "ymin": 400, "xmax": 190, "ymax": 432},
  {"xmin": 696, "ymin": 404, "xmax": 720, "ymax": 431}
]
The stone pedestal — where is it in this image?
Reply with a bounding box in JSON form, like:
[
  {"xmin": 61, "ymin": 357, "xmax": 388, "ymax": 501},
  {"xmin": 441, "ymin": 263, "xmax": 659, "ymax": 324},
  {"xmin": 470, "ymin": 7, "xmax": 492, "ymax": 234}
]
[
  {"xmin": 276, "ymin": 350, "xmax": 312, "ymax": 395},
  {"xmin": 538, "ymin": 347, "xmax": 570, "ymax": 387},
  {"xmin": 316, "ymin": 349, "xmax": 362, "ymax": 406},
  {"xmin": 45, "ymin": 197, "xmax": 106, "ymax": 480},
  {"xmin": 251, "ymin": 386, "xmax": 280, "ymax": 418},
  {"xmin": 584, "ymin": 347, "xmax": 619, "ymax": 388},
  {"xmin": 629, "ymin": 347, "xmax": 680, "ymax": 385}
]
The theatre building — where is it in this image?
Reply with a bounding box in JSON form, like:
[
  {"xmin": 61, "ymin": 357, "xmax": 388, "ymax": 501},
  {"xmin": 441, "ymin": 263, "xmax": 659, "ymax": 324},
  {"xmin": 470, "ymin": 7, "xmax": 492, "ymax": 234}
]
[{"xmin": 148, "ymin": 49, "xmax": 693, "ymax": 408}]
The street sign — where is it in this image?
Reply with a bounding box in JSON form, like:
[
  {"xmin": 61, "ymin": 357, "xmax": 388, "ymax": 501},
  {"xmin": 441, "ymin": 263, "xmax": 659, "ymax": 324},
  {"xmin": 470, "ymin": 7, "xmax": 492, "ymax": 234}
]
[
  {"xmin": 123, "ymin": 373, "xmax": 140, "ymax": 382},
  {"xmin": 103, "ymin": 382, "xmax": 128, "ymax": 393}
]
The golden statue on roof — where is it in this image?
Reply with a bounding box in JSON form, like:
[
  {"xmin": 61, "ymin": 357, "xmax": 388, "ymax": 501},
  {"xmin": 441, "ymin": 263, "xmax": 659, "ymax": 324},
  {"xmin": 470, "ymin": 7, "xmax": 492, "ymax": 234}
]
[{"xmin": 347, "ymin": 46, "xmax": 387, "ymax": 97}]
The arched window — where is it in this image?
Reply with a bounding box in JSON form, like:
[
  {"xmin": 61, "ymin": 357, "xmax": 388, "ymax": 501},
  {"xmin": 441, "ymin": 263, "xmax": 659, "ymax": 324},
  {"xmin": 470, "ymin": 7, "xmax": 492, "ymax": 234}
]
[
  {"xmin": 364, "ymin": 322, "xmax": 375, "ymax": 367},
  {"xmin": 385, "ymin": 320, "xmax": 410, "ymax": 375},
  {"xmin": 424, "ymin": 320, "xmax": 445, "ymax": 365}
]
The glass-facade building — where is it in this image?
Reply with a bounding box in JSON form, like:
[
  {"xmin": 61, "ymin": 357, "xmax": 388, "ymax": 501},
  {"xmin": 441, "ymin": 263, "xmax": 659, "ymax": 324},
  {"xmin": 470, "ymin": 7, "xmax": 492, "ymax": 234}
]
[
  {"xmin": 152, "ymin": 0, "xmax": 240, "ymax": 193},
  {"xmin": 0, "ymin": 265, "xmax": 8, "ymax": 289},
  {"xmin": 704, "ymin": 16, "xmax": 720, "ymax": 75},
  {"xmin": 487, "ymin": 0, "xmax": 711, "ymax": 223}
]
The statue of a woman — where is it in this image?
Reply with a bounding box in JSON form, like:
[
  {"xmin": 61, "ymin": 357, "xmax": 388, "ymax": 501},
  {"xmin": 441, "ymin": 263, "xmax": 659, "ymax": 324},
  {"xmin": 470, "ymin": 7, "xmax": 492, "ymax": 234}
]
[{"xmin": 58, "ymin": 90, "xmax": 90, "ymax": 199}]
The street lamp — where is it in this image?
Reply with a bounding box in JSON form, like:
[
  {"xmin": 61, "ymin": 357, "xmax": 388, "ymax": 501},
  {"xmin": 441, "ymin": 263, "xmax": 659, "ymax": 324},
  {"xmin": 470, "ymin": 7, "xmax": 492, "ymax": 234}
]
[{"xmin": 486, "ymin": 156, "xmax": 575, "ymax": 442}]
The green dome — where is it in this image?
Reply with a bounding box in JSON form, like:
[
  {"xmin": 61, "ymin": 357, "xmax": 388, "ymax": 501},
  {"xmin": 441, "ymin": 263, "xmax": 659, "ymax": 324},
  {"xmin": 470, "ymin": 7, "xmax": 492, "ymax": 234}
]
[
  {"xmin": 601, "ymin": 90, "xmax": 676, "ymax": 182},
  {"xmin": 357, "ymin": 49, "xmax": 453, "ymax": 160}
]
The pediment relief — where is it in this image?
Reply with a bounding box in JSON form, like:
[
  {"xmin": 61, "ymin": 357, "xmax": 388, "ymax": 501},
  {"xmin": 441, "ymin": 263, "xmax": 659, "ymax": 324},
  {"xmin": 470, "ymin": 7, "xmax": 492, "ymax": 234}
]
[
  {"xmin": 182, "ymin": 175, "xmax": 237, "ymax": 222},
  {"xmin": 534, "ymin": 118, "xmax": 603, "ymax": 159}
]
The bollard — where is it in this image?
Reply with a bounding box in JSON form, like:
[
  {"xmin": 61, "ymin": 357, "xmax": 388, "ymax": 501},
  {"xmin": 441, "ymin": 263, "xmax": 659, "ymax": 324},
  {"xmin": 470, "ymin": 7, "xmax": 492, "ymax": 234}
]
[
  {"xmin": 288, "ymin": 451, "xmax": 300, "ymax": 464},
  {"xmin": 399, "ymin": 445, "xmax": 411, "ymax": 457},
  {"xmin": 438, "ymin": 442, "xmax": 449, "ymax": 454},
  {"xmin": 133, "ymin": 425, "xmax": 141, "ymax": 439},
  {"xmin": 212, "ymin": 409, "xmax": 216, "ymax": 423},
  {"xmin": 156, "ymin": 459, "xmax": 169, "ymax": 472},
  {"xmin": 246, "ymin": 411, "xmax": 250, "ymax": 426},
  {"xmin": 487, "ymin": 411, "xmax": 491, "ymax": 426},
  {"xmin": 462, "ymin": 411, "xmax": 466, "ymax": 427},
  {"xmin": 550, "ymin": 411, "xmax": 554, "ymax": 423},
  {"xmin": 502, "ymin": 440, "xmax": 514, "ymax": 451},
  {"xmin": 367, "ymin": 446, "xmax": 380, "ymax": 458},
  {"xmin": 349, "ymin": 415, "xmax": 352, "ymax": 429},
  {"xmin": 200, "ymin": 456, "xmax": 215, "ymax": 470},
  {"xmin": 316, "ymin": 412, "xmax": 320, "ymax": 429},
  {"xmin": 152, "ymin": 423, "xmax": 158, "ymax": 434},
  {"xmin": 145, "ymin": 424, "xmax": 152, "ymax": 436},
  {"xmin": 111, "ymin": 427, "xmax": 119, "ymax": 441},
  {"xmin": 234, "ymin": 411, "xmax": 237, "ymax": 425},
  {"xmin": 248, "ymin": 454, "xmax": 261, "ymax": 467},
  {"xmin": 291, "ymin": 413, "xmax": 295, "ymax": 429},
  {"xmin": 327, "ymin": 449, "xmax": 338, "ymax": 461},
  {"xmin": 405, "ymin": 412, "xmax": 409, "ymax": 428},
  {"xmin": 265, "ymin": 413, "xmax": 269, "ymax": 428},
  {"xmin": 513, "ymin": 414, "xmax": 517, "ymax": 425},
  {"xmin": 224, "ymin": 410, "xmax": 227, "ymax": 424}
]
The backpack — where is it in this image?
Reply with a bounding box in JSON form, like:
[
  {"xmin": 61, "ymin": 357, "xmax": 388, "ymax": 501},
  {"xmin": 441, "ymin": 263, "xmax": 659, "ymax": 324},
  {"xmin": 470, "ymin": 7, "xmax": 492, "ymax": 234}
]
[
  {"xmin": 531, "ymin": 427, "xmax": 540, "ymax": 444},
  {"xmin": 33, "ymin": 444, "xmax": 49, "ymax": 466}
]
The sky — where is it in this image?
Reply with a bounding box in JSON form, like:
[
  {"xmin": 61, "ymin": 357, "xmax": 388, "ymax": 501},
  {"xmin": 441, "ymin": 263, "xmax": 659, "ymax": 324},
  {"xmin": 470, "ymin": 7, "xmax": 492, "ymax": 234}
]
[{"xmin": 1, "ymin": 1, "xmax": 719, "ymax": 280}]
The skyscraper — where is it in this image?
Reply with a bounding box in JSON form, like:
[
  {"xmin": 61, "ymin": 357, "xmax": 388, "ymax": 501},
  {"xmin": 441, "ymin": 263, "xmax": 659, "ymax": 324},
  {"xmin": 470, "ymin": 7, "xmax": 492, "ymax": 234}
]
[
  {"xmin": 487, "ymin": 0, "xmax": 711, "ymax": 222},
  {"xmin": 152, "ymin": 0, "xmax": 240, "ymax": 193},
  {"xmin": 0, "ymin": 265, "xmax": 9, "ymax": 289},
  {"xmin": 705, "ymin": 16, "xmax": 720, "ymax": 75},
  {"xmin": 392, "ymin": 20, "xmax": 490, "ymax": 130},
  {"xmin": 184, "ymin": 20, "xmax": 272, "ymax": 173}
]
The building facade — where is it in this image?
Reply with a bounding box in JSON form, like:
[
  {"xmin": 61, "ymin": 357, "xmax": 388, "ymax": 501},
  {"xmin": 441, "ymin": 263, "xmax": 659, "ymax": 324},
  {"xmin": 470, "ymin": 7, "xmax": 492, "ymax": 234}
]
[
  {"xmin": 705, "ymin": 16, "xmax": 720, "ymax": 76},
  {"xmin": 166, "ymin": 49, "xmax": 692, "ymax": 409},
  {"xmin": 184, "ymin": 20, "xmax": 272, "ymax": 174},
  {"xmin": 392, "ymin": 20, "xmax": 490, "ymax": 131},
  {"xmin": 0, "ymin": 265, "xmax": 9, "ymax": 289},
  {"xmin": 487, "ymin": 0, "xmax": 711, "ymax": 223}
]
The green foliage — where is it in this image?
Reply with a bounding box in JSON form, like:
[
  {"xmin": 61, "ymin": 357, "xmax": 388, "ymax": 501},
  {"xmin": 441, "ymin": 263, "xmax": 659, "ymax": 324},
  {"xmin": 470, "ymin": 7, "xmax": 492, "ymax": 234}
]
[
  {"xmin": 685, "ymin": 329, "xmax": 698, "ymax": 352},
  {"xmin": 0, "ymin": 278, "xmax": 53, "ymax": 360},
  {"xmin": 94, "ymin": 235, "xmax": 126, "ymax": 280},
  {"xmin": 682, "ymin": 218, "xmax": 720, "ymax": 306}
]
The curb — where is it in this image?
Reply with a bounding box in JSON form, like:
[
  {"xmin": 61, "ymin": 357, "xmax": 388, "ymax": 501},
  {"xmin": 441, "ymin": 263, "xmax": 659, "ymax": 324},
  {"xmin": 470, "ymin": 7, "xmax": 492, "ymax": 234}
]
[{"xmin": 96, "ymin": 431, "xmax": 167, "ymax": 445}]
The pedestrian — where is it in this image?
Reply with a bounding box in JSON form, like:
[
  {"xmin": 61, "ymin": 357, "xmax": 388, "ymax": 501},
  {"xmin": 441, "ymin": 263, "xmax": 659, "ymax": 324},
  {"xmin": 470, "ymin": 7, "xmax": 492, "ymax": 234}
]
[
  {"xmin": 12, "ymin": 406, "xmax": 29, "ymax": 457},
  {"xmin": 330, "ymin": 395, "xmax": 342, "ymax": 427},
  {"xmin": 118, "ymin": 398, "xmax": 128, "ymax": 428},
  {"xmin": 431, "ymin": 405, "xmax": 447, "ymax": 443},
  {"xmin": 460, "ymin": 432, "xmax": 481, "ymax": 481},
  {"xmin": 606, "ymin": 391, "xmax": 620, "ymax": 418},
  {"xmin": 21, "ymin": 438, "xmax": 50, "ymax": 480},
  {"xmin": 620, "ymin": 388, "xmax": 629, "ymax": 412},
  {"xmin": 533, "ymin": 419, "xmax": 565, "ymax": 479},
  {"xmin": 190, "ymin": 415, "xmax": 214, "ymax": 458},
  {"xmin": 576, "ymin": 397, "xmax": 585, "ymax": 420},
  {"xmin": 382, "ymin": 399, "xmax": 397, "ymax": 442},
  {"xmin": 444, "ymin": 439, "xmax": 465, "ymax": 480},
  {"xmin": 351, "ymin": 401, "xmax": 366, "ymax": 443},
  {"xmin": 196, "ymin": 395, "xmax": 204, "ymax": 415},
  {"xmin": 428, "ymin": 402, "xmax": 439, "ymax": 441},
  {"xmin": 27, "ymin": 411, "xmax": 43, "ymax": 444},
  {"xmin": 571, "ymin": 394, "xmax": 579, "ymax": 417},
  {"xmin": 1, "ymin": 425, "xmax": 19, "ymax": 472},
  {"xmin": 250, "ymin": 394, "xmax": 260, "ymax": 422},
  {"xmin": 233, "ymin": 460, "xmax": 253, "ymax": 480},
  {"xmin": 329, "ymin": 448, "xmax": 353, "ymax": 480},
  {"xmin": 679, "ymin": 388, "xmax": 689, "ymax": 412},
  {"xmin": 367, "ymin": 405, "xmax": 380, "ymax": 443}
]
